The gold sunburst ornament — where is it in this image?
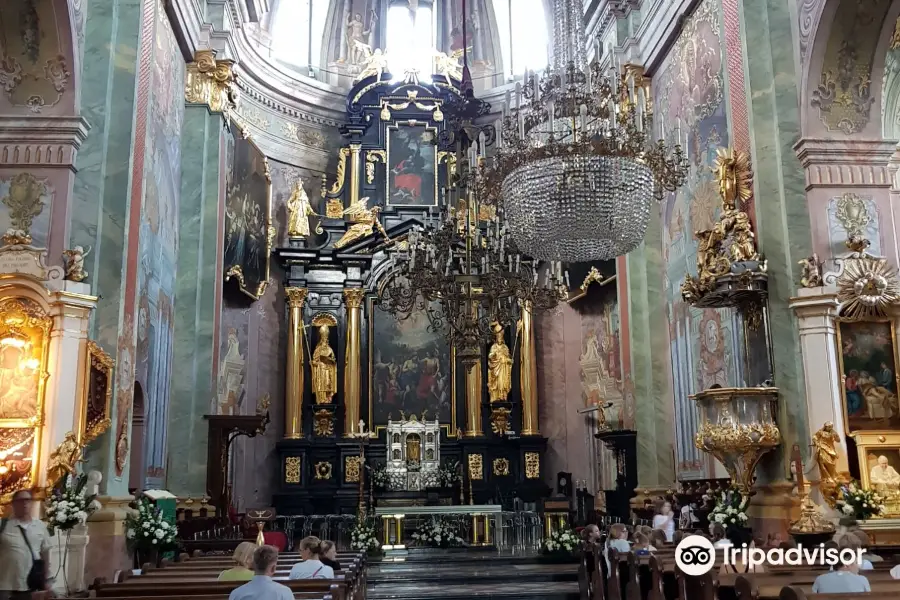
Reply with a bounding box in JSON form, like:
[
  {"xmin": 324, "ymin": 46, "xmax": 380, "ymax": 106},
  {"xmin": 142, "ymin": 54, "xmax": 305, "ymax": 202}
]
[
  {"xmin": 713, "ymin": 147, "xmax": 752, "ymax": 210},
  {"xmin": 836, "ymin": 238, "xmax": 900, "ymax": 319}
]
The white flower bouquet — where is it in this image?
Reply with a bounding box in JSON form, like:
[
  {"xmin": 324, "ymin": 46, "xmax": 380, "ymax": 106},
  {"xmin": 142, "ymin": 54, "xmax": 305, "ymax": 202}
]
[
  {"xmin": 543, "ymin": 528, "xmax": 579, "ymax": 555},
  {"xmin": 125, "ymin": 497, "xmax": 179, "ymax": 552},
  {"xmin": 438, "ymin": 461, "xmax": 460, "ymax": 488},
  {"xmin": 350, "ymin": 518, "xmax": 381, "ymax": 552},
  {"xmin": 369, "ymin": 463, "xmax": 389, "ymax": 489},
  {"xmin": 44, "ymin": 474, "xmax": 100, "ymax": 534},
  {"xmin": 709, "ymin": 488, "xmax": 750, "ymax": 528},
  {"xmin": 411, "ymin": 517, "xmax": 464, "ymax": 548},
  {"xmin": 836, "ymin": 481, "xmax": 884, "ymax": 520}
]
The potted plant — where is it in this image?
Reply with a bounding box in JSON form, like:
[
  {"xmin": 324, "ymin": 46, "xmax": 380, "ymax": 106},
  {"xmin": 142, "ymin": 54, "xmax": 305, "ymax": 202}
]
[
  {"xmin": 541, "ymin": 528, "xmax": 580, "ymax": 562},
  {"xmin": 708, "ymin": 488, "xmax": 750, "ymax": 529},
  {"xmin": 836, "ymin": 481, "xmax": 884, "ymax": 521},
  {"xmin": 125, "ymin": 498, "xmax": 179, "ymax": 571},
  {"xmin": 350, "ymin": 517, "xmax": 381, "ymax": 557},
  {"xmin": 411, "ymin": 517, "xmax": 464, "ymax": 548},
  {"xmin": 44, "ymin": 474, "xmax": 100, "ymax": 534}
]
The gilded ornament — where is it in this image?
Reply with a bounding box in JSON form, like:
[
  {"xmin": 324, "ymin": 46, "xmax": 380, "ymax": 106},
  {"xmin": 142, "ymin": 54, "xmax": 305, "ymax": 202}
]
[
  {"xmin": 184, "ymin": 50, "xmax": 236, "ymax": 113},
  {"xmin": 789, "ymin": 482, "xmax": 836, "ymax": 534},
  {"xmin": 286, "ymin": 179, "xmax": 320, "ymax": 238},
  {"xmin": 285, "ymin": 456, "xmax": 301, "ymax": 483},
  {"xmin": 285, "ymin": 287, "xmax": 308, "ymax": 309},
  {"xmin": 492, "ymin": 458, "xmax": 510, "ymax": 477},
  {"xmin": 834, "ymin": 193, "xmax": 871, "ymax": 238},
  {"xmin": 580, "ymin": 266, "xmax": 607, "ymax": 291},
  {"xmin": 834, "ymin": 236, "xmax": 900, "ymax": 320},
  {"xmin": 314, "ymin": 461, "xmax": 333, "ymax": 480},
  {"xmin": 433, "ymin": 49, "xmax": 464, "ymax": 81},
  {"xmin": 313, "ymin": 409, "xmax": 334, "ymax": 437},
  {"xmin": 343, "ymin": 288, "xmax": 366, "ymax": 309},
  {"xmin": 2, "ymin": 173, "xmax": 47, "ymax": 246},
  {"xmin": 345, "ymin": 456, "xmax": 361, "ymax": 483},
  {"xmin": 354, "ymin": 48, "xmax": 390, "ymax": 82},
  {"xmin": 365, "ymin": 151, "xmax": 386, "ymax": 184},
  {"xmin": 798, "ymin": 254, "xmax": 824, "ymax": 288},
  {"xmin": 694, "ymin": 419, "xmax": 780, "ymax": 494},
  {"xmin": 62, "ymin": 246, "xmax": 91, "ymax": 282},
  {"xmin": 713, "ymin": 148, "xmax": 752, "ymax": 210},
  {"xmin": 329, "ymin": 148, "xmax": 351, "ymax": 195},
  {"xmin": 46, "ymin": 431, "xmax": 83, "ymax": 487},
  {"xmin": 487, "ymin": 322, "xmax": 512, "ymax": 403},
  {"xmin": 82, "ymin": 341, "xmax": 114, "ymax": 443},
  {"xmin": 311, "ymin": 320, "xmax": 337, "ymax": 405},
  {"xmin": 326, "ymin": 199, "xmax": 345, "ymax": 219},
  {"xmin": 468, "ymin": 454, "xmax": 483, "ymax": 480},
  {"xmin": 489, "ymin": 407, "xmax": 512, "ymax": 435},
  {"xmin": 334, "ymin": 197, "xmax": 388, "ymax": 249},
  {"xmin": 524, "ymin": 452, "xmax": 540, "ymax": 479},
  {"xmin": 811, "ymin": 422, "xmax": 845, "ymax": 506},
  {"xmin": 892, "ymin": 16, "xmax": 900, "ymax": 50}
]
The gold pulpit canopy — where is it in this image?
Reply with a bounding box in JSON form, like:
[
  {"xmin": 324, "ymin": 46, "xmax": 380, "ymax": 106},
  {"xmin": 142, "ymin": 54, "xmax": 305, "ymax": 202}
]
[{"xmin": 693, "ymin": 386, "xmax": 781, "ymax": 495}]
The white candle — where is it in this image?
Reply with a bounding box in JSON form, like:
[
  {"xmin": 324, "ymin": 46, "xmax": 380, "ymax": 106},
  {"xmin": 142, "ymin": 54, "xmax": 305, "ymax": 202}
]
[{"xmin": 515, "ymin": 82, "xmax": 522, "ymax": 111}]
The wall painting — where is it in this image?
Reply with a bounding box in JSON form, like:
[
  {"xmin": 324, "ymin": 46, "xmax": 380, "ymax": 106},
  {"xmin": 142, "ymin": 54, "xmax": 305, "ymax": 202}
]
[
  {"xmin": 837, "ymin": 320, "xmax": 900, "ymax": 434},
  {"xmin": 386, "ymin": 123, "xmax": 437, "ymax": 207}
]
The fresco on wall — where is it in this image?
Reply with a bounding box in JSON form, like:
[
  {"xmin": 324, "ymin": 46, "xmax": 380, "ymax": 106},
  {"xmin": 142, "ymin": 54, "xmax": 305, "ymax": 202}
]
[
  {"xmin": 133, "ymin": 6, "xmax": 183, "ymax": 486},
  {"xmin": 579, "ymin": 293, "xmax": 623, "ymax": 428},
  {"xmin": 654, "ymin": 0, "xmax": 743, "ymax": 478},
  {"xmin": 0, "ymin": 0, "xmax": 71, "ymax": 113},
  {"xmin": 0, "ymin": 173, "xmax": 52, "ymax": 248}
]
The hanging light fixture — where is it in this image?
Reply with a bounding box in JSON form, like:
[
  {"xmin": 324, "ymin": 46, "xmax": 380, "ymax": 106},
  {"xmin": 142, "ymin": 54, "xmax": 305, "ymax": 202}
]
[
  {"xmin": 480, "ymin": 0, "xmax": 689, "ymax": 263},
  {"xmin": 377, "ymin": 0, "xmax": 568, "ymax": 365}
]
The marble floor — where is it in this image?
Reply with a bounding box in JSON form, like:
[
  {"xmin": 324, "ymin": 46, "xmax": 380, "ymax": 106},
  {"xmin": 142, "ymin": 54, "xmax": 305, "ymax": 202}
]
[{"xmin": 367, "ymin": 550, "xmax": 580, "ymax": 600}]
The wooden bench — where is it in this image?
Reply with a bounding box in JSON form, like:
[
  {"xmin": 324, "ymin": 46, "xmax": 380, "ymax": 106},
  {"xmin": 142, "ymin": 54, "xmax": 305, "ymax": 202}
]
[{"xmin": 779, "ymin": 586, "xmax": 900, "ymax": 600}]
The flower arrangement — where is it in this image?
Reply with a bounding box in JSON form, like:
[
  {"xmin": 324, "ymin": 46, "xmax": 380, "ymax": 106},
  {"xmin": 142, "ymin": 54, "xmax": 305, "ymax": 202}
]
[
  {"xmin": 438, "ymin": 461, "xmax": 461, "ymax": 488},
  {"xmin": 543, "ymin": 528, "xmax": 579, "ymax": 555},
  {"xmin": 44, "ymin": 474, "xmax": 100, "ymax": 534},
  {"xmin": 369, "ymin": 463, "xmax": 389, "ymax": 489},
  {"xmin": 411, "ymin": 517, "xmax": 464, "ymax": 548},
  {"xmin": 709, "ymin": 488, "xmax": 750, "ymax": 528},
  {"xmin": 350, "ymin": 518, "xmax": 381, "ymax": 552},
  {"xmin": 836, "ymin": 481, "xmax": 884, "ymax": 520},
  {"xmin": 125, "ymin": 498, "xmax": 178, "ymax": 551}
]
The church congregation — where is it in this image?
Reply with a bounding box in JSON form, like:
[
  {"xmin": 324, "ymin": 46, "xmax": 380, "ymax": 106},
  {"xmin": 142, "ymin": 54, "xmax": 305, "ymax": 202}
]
[{"xmin": 4, "ymin": 0, "xmax": 900, "ymax": 599}]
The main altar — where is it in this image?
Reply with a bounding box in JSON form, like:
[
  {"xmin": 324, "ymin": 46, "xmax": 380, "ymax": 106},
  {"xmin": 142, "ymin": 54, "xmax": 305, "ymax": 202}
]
[{"xmin": 270, "ymin": 56, "xmax": 550, "ymax": 515}]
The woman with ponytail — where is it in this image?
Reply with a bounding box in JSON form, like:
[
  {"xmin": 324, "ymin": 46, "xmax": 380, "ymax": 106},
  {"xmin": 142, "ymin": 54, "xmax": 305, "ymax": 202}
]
[{"xmin": 289, "ymin": 536, "xmax": 334, "ymax": 579}]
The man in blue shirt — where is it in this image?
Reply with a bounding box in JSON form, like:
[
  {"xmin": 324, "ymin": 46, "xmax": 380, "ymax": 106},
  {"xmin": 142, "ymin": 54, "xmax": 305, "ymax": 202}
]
[{"xmin": 228, "ymin": 545, "xmax": 293, "ymax": 600}]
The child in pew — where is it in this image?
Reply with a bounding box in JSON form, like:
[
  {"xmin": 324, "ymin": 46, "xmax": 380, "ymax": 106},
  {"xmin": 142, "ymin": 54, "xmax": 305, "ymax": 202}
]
[
  {"xmin": 719, "ymin": 527, "xmax": 766, "ymax": 576},
  {"xmin": 218, "ymin": 542, "xmax": 257, "ymax": 582},
  {"xmin": 289, "ymin": 536, "xmax": 335, "ymax": 580},
  {"xmin": 812, "ymin": 536, "xmax": 870, "ymax": 594},
  {"xmin": 649, "ymin": 529, "xmax": 668, "ymax": 549},
  {"xmin": 604, "ymin": 524, "xmax": 632, "ymax": 573},
  {"xmin": 320, "ymin": 541, "xmax": 341, "ymax": 572},
  {"xmin": 229, "ymin": 545, "xmax": 293, "ymax": 600},
  {"xmin": 632, "ymin": 532, "xmax": 654, "ymax": 555}
]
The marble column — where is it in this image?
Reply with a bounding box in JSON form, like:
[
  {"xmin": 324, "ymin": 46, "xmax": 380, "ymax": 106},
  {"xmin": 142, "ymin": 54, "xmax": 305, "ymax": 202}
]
[
  {"xmin": 343, "ymin": 288, "xmax": 365, "ymax": 436},
  {"xmin": 519, "ymin": 300, "xmax": 539, "ymax": 436},
  {"xmin": 285, "ymin": 288, "xmax": 308, "ymax": 438}
]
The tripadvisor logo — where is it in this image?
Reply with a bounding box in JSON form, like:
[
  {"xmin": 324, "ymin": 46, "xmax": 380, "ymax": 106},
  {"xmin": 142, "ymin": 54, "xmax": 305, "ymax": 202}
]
[{"xmin": 675, "ymin": 535, "xmax": 865, "ymax": 576}]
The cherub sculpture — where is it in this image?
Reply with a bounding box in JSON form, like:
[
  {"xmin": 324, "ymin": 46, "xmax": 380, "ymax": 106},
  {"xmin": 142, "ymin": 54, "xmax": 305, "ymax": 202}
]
[
  {"xmin": 46, "ymin": 431, "xmax": 83, "ymax": 487},
  {"xmin": 798, "ymin": 254, "xmax": 823, "ymax": 288},
  {"xmin": 354, "ymin": 46, "xmax": 389, "ymax": 83},
  {"xmin": 62, "ymin": 246, "xmax": 91, "ymax": 282}
]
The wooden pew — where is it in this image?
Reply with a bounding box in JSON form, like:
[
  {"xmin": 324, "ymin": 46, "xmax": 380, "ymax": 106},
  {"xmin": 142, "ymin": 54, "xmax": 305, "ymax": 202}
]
[
  {"xmin": 95, "ymin": 579, "xmax": 346, "ymax": 600},
  {"xmin": 734, "ymin": 573, "xmax": 900, "ymax": 600},
  {"xmin": 779, "ymin": 586, "xmax": 900, "ymax": 600}
]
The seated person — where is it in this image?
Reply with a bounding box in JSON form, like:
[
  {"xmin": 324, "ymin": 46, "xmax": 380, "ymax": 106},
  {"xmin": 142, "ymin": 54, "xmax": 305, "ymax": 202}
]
[
  {"xmin": 831, "ymin": 534, "xmax": 873, "ymax": 570},
  {"xmin": 321, "ymin": 540, "xmax": 342, "ymax": 572},
  {"xmin": 582, "ymin": 524, "xmax": 601, "ymax": 545},
  {"xmin": 604, "ymin": 524, "xmax": 631, "ymax": 572},
  {"xmin": 710, "ymin": 523, "xmax": 730, "ymax": 548},
  {"xmin": 850, "ymin": 530, "xmax": 881, "ymax": 565},
  {"xmin": 719, "ymin": 527, "xmax": 765, "ymax": 575},
  {"xmin": 812, "ymin": 536, "xmax": 870, "ymax": 593},
  {"xmin": 218, "ymin": 541, "xmax": 256, "ymax": 581},
  {"xmin": 632, "ymin": 532, "xmax": 654, "ymax": 555},
  {"xmin": 649, "ymin": 528, "xmax": 668, "ymax": 549},
  {"xmin": 672, "ymin": 530, "xmax": 684, "ymax": 545},
  {"xmin": 229, "ymin": 545, "xmax": 293, "ymax": 600},
  {"xmin": 289, "ymin": 536, "xmax": 335, "ymax": 579}
]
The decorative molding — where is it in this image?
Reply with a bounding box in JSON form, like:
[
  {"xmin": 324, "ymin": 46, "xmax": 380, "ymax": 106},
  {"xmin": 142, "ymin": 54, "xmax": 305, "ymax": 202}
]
[
  {"xmin": 314, "ymin": 461, "xmax": 333, "ymax": 480},
  {"xmin": 468, "ymin": 454, "xmax": 483, "ymax": 480},
  {"xmin": 524, "ymin": 452, "xmax": 540, "ymax": 479},
  {"xmin": 492, "ymin": 457, "xmax": 510, "ymax": 477},
  {"xmin": 798, "ymin": 0, "xmax": 827, "ymax": 62},
  {"xmin": 285, "ymin": 456, "xmax": 301, "ymax": 483},
  {"xmin": 793, "ymin": 138, "xmax": 898, "ymax": 189},
  {"xmin": 345, "ymin": 456, "xmax": 361, "ymax": 483},
  {"xmin": 185, "ymin": 50, "xmax": 237, "ymax": 112},
  {"xmin": 0, "ymin": 116, "xmax": 90, "ymax": 169}
]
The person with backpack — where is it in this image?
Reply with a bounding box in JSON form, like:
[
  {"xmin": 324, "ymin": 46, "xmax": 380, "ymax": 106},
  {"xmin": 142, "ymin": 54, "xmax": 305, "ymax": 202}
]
[{"xmin": 0, "ymin": 489, "xmax": 50, "ymax": 599}]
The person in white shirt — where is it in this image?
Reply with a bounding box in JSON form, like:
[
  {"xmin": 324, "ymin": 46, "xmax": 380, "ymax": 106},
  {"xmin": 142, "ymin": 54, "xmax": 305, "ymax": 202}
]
[
  {"xmin": 604, "ymin": 524, "xmax": 631, "ymax": 573},
  {"xmin": 288, "ymin": 536, "xmax": 334, "ymax": 580},
  {"xmin": 0, "ymin": 489, "xmax": 50, "ymax": 600},
  {"xmin": 651, "ymin": 501, "xmax": 675, "ymax": 542}
]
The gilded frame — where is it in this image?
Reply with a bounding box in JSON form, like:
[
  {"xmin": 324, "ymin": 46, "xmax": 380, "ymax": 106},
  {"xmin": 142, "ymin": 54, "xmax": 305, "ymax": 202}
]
[
  {"xmin": 834, "ymin": 318, "xmax": 900, "ymax": 436},
  {"xmin": 0, "ymin": 296, "xmax": 52, "ymax": 504},
  {"xmin": 223, "ymin": 119, "xmax": 274, "ymax": 300},
  {"xmin": 850, "ymin": 431, "xmax": 900, "ymax": 517},
  {"xmin": 80, "ymin": 340, "xmax": 114, "ymax": 444},
  {"xmin": 367, "ymin": 296, "xmax": 457, "ymax": 437},
  {"xmin": 385, "ymin": 121, "xmax": 439, "ymax": 208}
]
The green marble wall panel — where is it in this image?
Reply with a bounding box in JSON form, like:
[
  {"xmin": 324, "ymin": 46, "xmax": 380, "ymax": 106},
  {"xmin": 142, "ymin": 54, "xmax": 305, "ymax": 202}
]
[
  {"xmin": 168, "ymin": 106, "xmax": 223, "ymax": 497},
  {"xmin": 71, "ymin": 0, "xmax": 144, "ymax": 494},
  {"xmin": 739, "ymin": 0, "xmax": 811, "ymax": 475}
]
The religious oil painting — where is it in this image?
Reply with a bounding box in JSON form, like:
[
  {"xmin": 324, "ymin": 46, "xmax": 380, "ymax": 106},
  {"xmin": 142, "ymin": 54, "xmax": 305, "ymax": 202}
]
[
  {"xmin": 0, "ymin": 427, "xmax": 36, "ymax": 503},
  {"xmin": 369, "ymin": 298, "xmax": 455, "ymax": 430},
  {"xmin": 836, "ymin": 320, "xmax": 900, "ymax": 433},
  {"xmin": 223, "ymin": 122, "xmax": 273, "ymax": 300},
  {"xmin": 386, "ymin": 124, "xmax": 437, "ymax": 207},
  {"xmin": 862, "ymin": 448, "xmax": 900, "ymax": 497},
  {"xmin": 0, "ymin": 298, "xmax": 50, "ymax": 423}
]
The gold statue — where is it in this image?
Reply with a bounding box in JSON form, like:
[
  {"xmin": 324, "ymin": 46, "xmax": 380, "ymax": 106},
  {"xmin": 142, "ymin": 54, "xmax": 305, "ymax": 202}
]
[
  {"xmin": 46, "ymin": 431, "xmax": 83, "ymax": 487},
  {"xmin": 354, "ymin": 46, "xmax": 390, "ymax": 82},
  {"xmin": 811, "ymin": 422, "xmax": 842, "ymax": 505},
  {"xmin": 713, "ymin": 147, "xmax": 752, "ymax": 211},
  {"xmin": 487, "ymin": 322, "xmax": 512, "ymax": 402},
  {"xmin": 727, "ymin": 212, "xmax": 759, "ymax": 263},
  {"xmin": 433, "ymin": 48, "xmax": 464, "ymax": 81},
  {"xmin": 311, "ymin": 324, "xmax": 337, "ymax": 404},
  {"xmin": 799, "ymin": 254, "xmax": 824, "ymax": 288},
  {"xmin": 334, "ymin": 197, "xmax": 388, "ymax": 249},
  {"xmin": 286, "ymin": 180, "xmax": 319, "ymax": 238}
]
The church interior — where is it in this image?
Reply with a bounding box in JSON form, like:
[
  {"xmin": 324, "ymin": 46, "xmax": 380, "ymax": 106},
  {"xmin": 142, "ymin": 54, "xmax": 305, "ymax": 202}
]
[{"xmin": 3, "ymin": 0, "xmax": 900, "ymax": 598}]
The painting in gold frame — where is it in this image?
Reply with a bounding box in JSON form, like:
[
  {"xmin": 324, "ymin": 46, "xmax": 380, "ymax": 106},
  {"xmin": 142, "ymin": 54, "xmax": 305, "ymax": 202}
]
[
  {"xmin": 223, "ymin": 120, "xmax": 273, "ymax": 300},
  {"xmin": 368, "ymin": 296, "xmax": 456, "ymax": 436},
  {"xmin": 80, "ymin": 341, "xmax": 114, "ymax": 444},
  {"xmin": 835, "ymin": 319, "xmax": 900, "ymax": 435},
  {"xmin": 0, "ymin": 296, "xmax": 51, "ymax": 504},
  {"xmin": 850, "ymin": 431, "xmax": 900, "ymax": 517},
  {"xmin": 385, "ymin": 122, "xmax": 438, "ymax": 208}
]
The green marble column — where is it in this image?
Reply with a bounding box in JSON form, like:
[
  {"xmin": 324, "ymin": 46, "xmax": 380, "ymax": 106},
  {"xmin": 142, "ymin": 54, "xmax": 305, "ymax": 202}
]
[
  {"xmin": 167, "ymin": 105, "xmax": 224, "ymax": 497},
  {"xmin": 738, "ymin": 0, "xmax": 812, "ymax": 477},
  {"xmin": 71, "ymin": 0, "xmax": 145, "ymax": 495}
]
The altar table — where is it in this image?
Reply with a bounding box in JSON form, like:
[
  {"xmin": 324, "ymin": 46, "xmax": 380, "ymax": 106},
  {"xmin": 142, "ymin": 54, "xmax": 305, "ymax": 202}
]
[{"xmin": 374, "ymin": 504, "xmax": 502, "ymax": 549}]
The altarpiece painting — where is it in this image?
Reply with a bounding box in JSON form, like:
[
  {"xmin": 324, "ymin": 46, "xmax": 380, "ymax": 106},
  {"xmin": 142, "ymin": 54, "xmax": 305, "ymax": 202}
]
[
  {"xmin": 386, "ymin": 123, "xmax": 437, "ymax": 207},
  {"xmin": 836, "ymin": 320, "xmax": 900, "ymax": 433}
]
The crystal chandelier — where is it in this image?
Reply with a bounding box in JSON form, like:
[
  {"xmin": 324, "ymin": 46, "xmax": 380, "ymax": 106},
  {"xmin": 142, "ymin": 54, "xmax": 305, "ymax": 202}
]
[
  {"xmin": 378, "ymin": 55, "xmax": 567, "ymax": 365},
  {"xmin": 480, "ymin": 0, "xmax": 689, "ymax": 263}
]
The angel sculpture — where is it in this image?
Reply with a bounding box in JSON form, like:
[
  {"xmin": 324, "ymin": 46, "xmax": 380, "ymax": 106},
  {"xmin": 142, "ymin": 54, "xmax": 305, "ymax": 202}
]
[
  {"xmin": 46, "ymin": 431, "xmax": 83, "ymax": 487},
  {"xmin": 433, "ymin": 49, "xmax": 464, "ymax": 81},
  {"xmin": 798, "ymin": 254, "xmax": 823, "ymax": 288},
  {"xmin": 62, "ymin": 245, "xmax": 92, "ymax": 282},
  {"xmin": 354, "ymin": 45, "xmax": 389, "ymax": 83},
  {"xmin": 333, "ymin": 197, "xmax": 388, "ymax": 249}
]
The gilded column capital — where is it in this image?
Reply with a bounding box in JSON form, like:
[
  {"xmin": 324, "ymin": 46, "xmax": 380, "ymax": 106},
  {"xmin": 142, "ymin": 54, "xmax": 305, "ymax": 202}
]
[
  {"xmin": 285, "ymin": 287, "xmax": 308, "ymax": 308},
  {"xmin": 343, "ymin": 288, "xmax": 365, "ymax": 308},
  {"xmin": 185, "ymin": 49, "xmax": 237, "ymax": 113}
]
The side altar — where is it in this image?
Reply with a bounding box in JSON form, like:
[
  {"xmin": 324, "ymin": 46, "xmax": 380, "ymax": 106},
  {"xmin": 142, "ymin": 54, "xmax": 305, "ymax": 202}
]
[{"xmin": 269, "ymin": 58, "xmax": 549, "ymax": 515}]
